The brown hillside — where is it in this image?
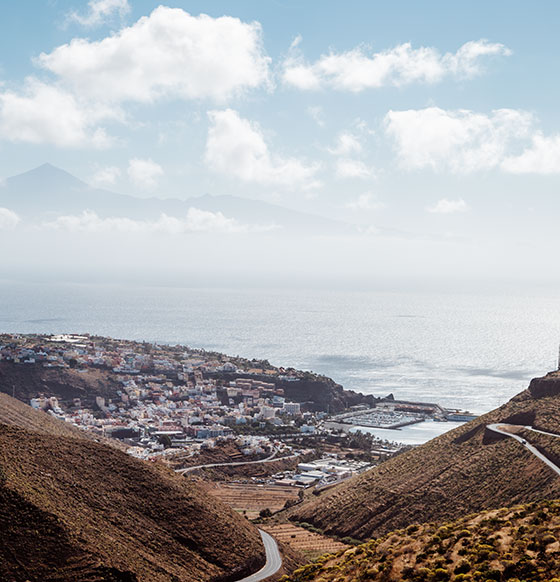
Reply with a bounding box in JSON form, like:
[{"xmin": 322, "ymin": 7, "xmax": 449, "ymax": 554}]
[
  {"xmin": 0, "ymin": 391, "xmax": 89, "ymax": 437},
  {"xmin": 0, "ymin": 391, "xmax": 127, "ymax": 451},
  {"xmin": 286, "ymin": 499, "xmax": 560, "ymax": 582},
  {"xmin": 290, "ymin": 372, "xmax": 560, "ymax": 541},
  {"xmin": 0, "ymin": 422, "xmax": 264, "ymax": 582}
]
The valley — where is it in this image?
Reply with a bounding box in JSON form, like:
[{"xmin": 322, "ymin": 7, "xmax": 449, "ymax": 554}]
[{"xmin": 3, "ymin": 333, "xmax": 560, "ymax": 581}]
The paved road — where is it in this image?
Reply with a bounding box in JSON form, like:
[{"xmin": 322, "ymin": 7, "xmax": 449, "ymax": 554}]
[
  {"xmin": 487, "ymin": 423, "xmax": 560, "ymax": 477},
  {"xmin": 236, "ymin": 529, "xmax": 282, "ymax": 582},
  {"xmin": 175, "ymin": 449, "xmax": 299, "ymax": 475},
  {"xmin": 521, "ymin": 425, "xmax": 560, "ymax": 439}
]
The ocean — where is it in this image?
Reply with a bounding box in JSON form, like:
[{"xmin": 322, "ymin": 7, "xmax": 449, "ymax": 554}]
[{"xmin": 1, "ymin": 281, "xmax": 559, "ymax": 415}]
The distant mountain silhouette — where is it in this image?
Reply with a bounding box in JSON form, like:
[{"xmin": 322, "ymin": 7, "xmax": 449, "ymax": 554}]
[{"xmin": 0, "ymin": 163, "xmax": 353, "ymax": 234}]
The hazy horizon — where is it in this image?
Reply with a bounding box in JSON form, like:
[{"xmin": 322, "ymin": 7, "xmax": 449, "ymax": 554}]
[{"xmin": 1, "ymin": 1, "xmax": 560, "ymax": 291}]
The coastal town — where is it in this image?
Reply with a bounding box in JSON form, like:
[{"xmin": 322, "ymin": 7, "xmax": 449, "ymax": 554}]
[{"xmin": 0, "ymin": 332, "xmax": 473, "ymax": 491}]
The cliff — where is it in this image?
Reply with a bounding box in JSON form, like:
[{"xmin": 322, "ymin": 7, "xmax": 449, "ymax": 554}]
[
  {"xmin": 528, "ymin": 370, "xmax": 560, "ymax": 399},
  {"xmin": 0, "ymin": 359, "xmax": 376, "ymax": 414},
  {"xmin": 211, "ymin": 370, "xmax": 378, "ymax": 412},
  {"xmin": 0, "ymin": 360, "xmax": 121, "ymax": 405}
]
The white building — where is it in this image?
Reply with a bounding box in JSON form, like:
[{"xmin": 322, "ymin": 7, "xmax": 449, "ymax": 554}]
[
  {"xmin": 283, "ymin": 402, "xmax": 301, "ymax": 415},
  {"xmin": 260, "ymin": 406, "xmax": 276, "ymax": 420}
]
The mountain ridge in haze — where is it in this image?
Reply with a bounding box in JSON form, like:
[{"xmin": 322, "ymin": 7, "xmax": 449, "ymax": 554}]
[{"xmin": 0, "ymin": 163, "xmax": 353, "ymax": 234}]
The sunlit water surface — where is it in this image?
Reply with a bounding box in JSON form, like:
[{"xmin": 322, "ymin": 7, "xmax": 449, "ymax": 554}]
[{"xmin": 1, "ymin": 282, "xmax": 559, "ymax": 416}]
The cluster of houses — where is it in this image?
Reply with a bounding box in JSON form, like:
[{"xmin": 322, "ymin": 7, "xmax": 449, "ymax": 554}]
[
  {"xmin": 0, "ymin": 333, "xmax": 323, "ymax": 461},
  {"xmin": 271, "ymin": 456, "xmax": 372, "ymax": 488}
]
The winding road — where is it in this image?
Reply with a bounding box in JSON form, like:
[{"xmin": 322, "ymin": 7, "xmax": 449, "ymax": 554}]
[
  {"xmin": 487, "ymin": 423, "xmax": 560, "ymax": 477},
  {"xmin": 175, "ymin": 449, "xmax": 299, "ymax": 475},
  {"xmin": 521, "ymin": 425, "xmax": 560, "ymax": 439},
  {"xmin": 175, "ymin": 453, "xmax": 286, "ymax": 579},
  {"xmin": 236, "ymin": 529, "xmax": 282, "ymax": 582}
]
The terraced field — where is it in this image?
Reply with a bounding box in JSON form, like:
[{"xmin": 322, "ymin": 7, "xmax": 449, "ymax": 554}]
[
  {"xmin": 263, "ymin": 524, "xmax": 349, "ymax": 562},
  {"xmin": 208, "ymin": 482, "xmax": 300, "ymax": 519}
]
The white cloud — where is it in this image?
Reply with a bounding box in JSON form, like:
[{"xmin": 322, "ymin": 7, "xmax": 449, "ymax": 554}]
[
  {"xmin": 385, "ymin": 107, "xmax": 533, "ymax": 173},
  {"xmin": 205, "ymin": 109, "xmax": 321, "ymax": 189},
  {"xmin": 345, "ymin": 192, "xmax": 382, "ymax": 211},
  {"xmin": 282, "ymin": 39, "xmax": 510, "ymax": 92},
  {"xmin": 444, "ymin": 40, "xmax": 512, "ymax": 77},
  {"xmin": 39, "ymin": 6, "xmax": 271, "ymax": 103},
  {"xmin": 127, "ymin": 158, "xmax": 163, "ymax": 190},
  {"xmin": 0, "ymin": 79, "xmax": 117, "ymax": 148},
  {"xmin": 307, "ymin": 106, "xmax": 325, "ymax": 127},
  {"xmin": 329, "ymin": 127, "xmax": 375, "ymax": 179},
  {"xmin": 283, "ymin": 62, "xmax": 322, "ymax": 91},
  {"xmin": 0, "ymin": 7, "xmax": 270, "ymax": 149},
  {"xmin": 68, "ymin": 0, "xmax": 130, "ymax": 27},
  {"xmin": 91, "ymin": 166, "xmax": 121, "ymax": 186},
  {"xmin": 335, "ymin": 158, "xmax": 373, "ymax": 179},
  {"xmin": 428, "ymin": 198, "xmax": 469, "ymax": 214},
  {"xmin": 0, "ymin": 208, "xmax": 20, "ymax": 229},
  {"xmin": 47, "ymin": 210, "xmax": 144, "ymax": 233},
  {"xmin": 179, "ymin": 208, "xmax": 277, "ymax": 234},
  {"xmin": 44, "ymin": 208, "xmax": 276, "ymax": 234},
  {"xmin": 328, "ymin": 132, "xmax": 363, "ymax": 156},
  {"xmin": 501, "ymin": 133, "xmax": 560, "ymax": 174}
]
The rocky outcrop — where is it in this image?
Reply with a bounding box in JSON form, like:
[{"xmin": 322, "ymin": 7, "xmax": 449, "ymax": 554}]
[{"xmin": 528, "ymin": 371, "xmax": 560, "ymax": 399}]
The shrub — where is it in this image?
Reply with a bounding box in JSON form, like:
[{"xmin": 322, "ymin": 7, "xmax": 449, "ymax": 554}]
[
  {"xmin": 455, "ymin": 560, "xmax": 471, "ymax": 574},
  {"xmin": 415, "ymin": 567, "xmax": 431, "ymax": 579},
  {"xmin": 433, "ymin": 567, "xmax": 450, "ymax": 581}
]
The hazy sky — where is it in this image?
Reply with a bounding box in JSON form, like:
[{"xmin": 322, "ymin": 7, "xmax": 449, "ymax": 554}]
[{"xmin": 1, "ymin": 1, "xmax": 560, "ymax": 289}]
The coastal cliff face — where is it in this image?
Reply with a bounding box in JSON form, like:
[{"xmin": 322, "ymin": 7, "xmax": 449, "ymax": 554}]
[
  {"xmin": 277, "ymin": 376, "xmax": 378, "ymax": 412},
  {"xmin": 0, "ymin": 395, "xmax": 264, "ymax": 582},
  {"xmin": 213, "ymin": 371, "xmax": 377, "ymax": 412},
  {"xmin": 0, "ymin": 363, "xmax": 375, "ymax": 416},
  {"xmin": 290, "ymin": 372, "xmax": 560, "ymax": 541},
  {"xmin": 528, "ymin": 370, "xmax": 560, "ymax": 399},
  {"xmin": 0, "ymin": 359, "xmax": 374, "ymax": 413},
  {"xmin": 0, "ymin": 360, "xmax": 120, "ymax": 404}
]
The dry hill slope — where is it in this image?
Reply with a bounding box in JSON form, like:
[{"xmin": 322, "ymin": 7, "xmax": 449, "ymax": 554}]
[
  {"xmin": 0, "ymin": 391, "xmax": 127, "ymax": 450},
  {"xmin": 0, "ymin": 391, "xmax": 89, "ymax": 437},
  {"xmin": 286, "ymin": 499, "xmax": 560, "ymax": 582},
  {"xmin": 290, "ymin": 372, "xmax": 560, "ymax": 541},
  {"xmin": 0, "ymin": 401, "xmax": 265, "ymax": 582}
]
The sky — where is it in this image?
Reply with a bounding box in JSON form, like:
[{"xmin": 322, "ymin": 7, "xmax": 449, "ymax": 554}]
[{"xmin": 1, "ymin": 1, "xmax": 560, "ymax": 290}]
